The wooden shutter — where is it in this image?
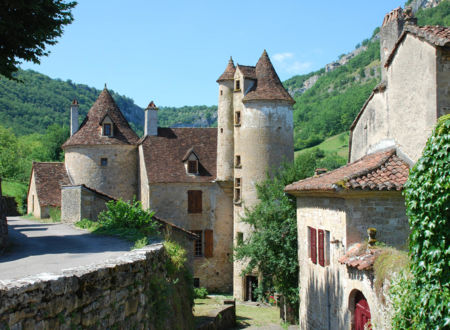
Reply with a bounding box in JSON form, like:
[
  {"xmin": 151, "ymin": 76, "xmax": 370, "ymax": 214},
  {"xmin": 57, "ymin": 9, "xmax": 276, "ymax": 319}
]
[
  {"xmin": 318, "ymin": 229, "xmax": 325, "ymax": 266},
  {"xmin": 310, "ymin": 227, "xmax": 317, "ymax": 264},
  {"xmin": 188, "ymin": 190, "xmax": 202, "ymax": 213},
  {"xmin": 204, "ymin": 229, "xmax": 213, "ymax": 258}
]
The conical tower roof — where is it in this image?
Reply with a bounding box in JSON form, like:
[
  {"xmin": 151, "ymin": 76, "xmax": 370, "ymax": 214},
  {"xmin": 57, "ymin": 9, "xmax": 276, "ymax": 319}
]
[
  {"xmin": 216, "ymin": 57, "xmax": 236, "ymax": 82},
  {"xmin": 243, "ymin": 50, "xmax": 295, "ymax": 104},
  {"xmin": 63, "ymin": 87, "xmax": 139, "ymax": 148}
]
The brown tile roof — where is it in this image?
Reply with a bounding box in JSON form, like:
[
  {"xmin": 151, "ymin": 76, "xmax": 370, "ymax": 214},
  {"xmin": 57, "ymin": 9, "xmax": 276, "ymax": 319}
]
[
  {"xmin": 153, "ymin": 215, "xmax": 198, "ymax": 240},
  {"xmin": 284, "ymin": 149, "xmax": 410, "ymax": 193},
  {"xmin": 217, "ymin": 57, "xmax": 236, "ymax": 82},
  {"xmin": 338, "ymin": 243, "xmax": 382, "ymax": 271},
  {"xmin": 243, "ymin": 50, "xmax": 295, "ymax": 104},
  {"xmin": 385, "ymin": 25, "xmax": 450, "ymax": 67},
  {"xmin": 139, "ymin": 128, "xmax": 217, "ymax": 183},
  {"xmin": 146, "ymin": 101, "xmax": 158, "ymax": 110},
  {"xmin": 31, "ymin": 162, "xmax": 70, "ymax": 207},
  {"xmin": 63, "ymin": 88, "xmax": 139, "ymax": 148},
  {"xmin": 236, "ymin": 65, "xmax": 256, "ymax": 80}
]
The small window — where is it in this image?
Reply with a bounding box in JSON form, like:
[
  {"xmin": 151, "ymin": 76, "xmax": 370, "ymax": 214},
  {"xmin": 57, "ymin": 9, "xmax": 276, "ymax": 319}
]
[
  {"xmin": 234, "ymin": 111, "xmax": 241, "ymax": 125},
  {"xmin": 192, "ymin": 230, "xmax": 203, "ymax": 257},
  {"xmin": 188, "ymin": 160, "xmax": 198, "ymax": 174},
  {"xmin": 235, "ymin": 155, "xmax": 241, "ymax": 168},
  {"xmin": 193, "ymin": 278, "xmax": 200, "ymax": 288},
  {"xmin": 103, "ymin": 123, "xmax": 112, "ymax": 136},
  {"xmin": 237, "ymin": 232, "xmax": 244, "ymax": 245},
  {"xmin": 220, "ymin": 128, "xmax": 223, "ymax": 133},
  {"xmin": 234, "ymin": 184, "xmax": 241, "ymax": 203},
  {"xmin": 220, "ymin": 90, "xmax": 223, "ymax": 95},
  {"xmin": 235, "ymin": 80, "xmax": 241, "ymax": 91},
  {"xmin": 188, "ymin": 190, "xmax": 202, "ymax": 213},
  {"xmin": 100, "ymin": 158, "xmax": 108, "ymax": 166},
  {"xmin": 235, "ymin": 177, "xmax": 241, "ymax": 187}
]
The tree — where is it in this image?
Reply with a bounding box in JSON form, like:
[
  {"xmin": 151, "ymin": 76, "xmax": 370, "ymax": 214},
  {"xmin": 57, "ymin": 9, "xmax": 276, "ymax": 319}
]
[
  {"xmin": 234, "ymin": 150, "xmax": 345, "ymax": 322},
  {"xmin": 0, "ymin": 0, "xmax": 77, "ymax": 80},
  {"xmin": 391, "ymin": 115, "xmax": 450, "ymax": 329}
]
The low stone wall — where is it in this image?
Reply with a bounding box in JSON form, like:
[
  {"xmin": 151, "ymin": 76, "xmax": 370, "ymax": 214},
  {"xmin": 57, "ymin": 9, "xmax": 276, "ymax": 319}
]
[
  {"xmin": 197, "ymin": 302, "xmax": 236, "ymax": 330},
  {"xmin": 2, "ymin": 197, "xmax": 19, "ymax": 216},
  {"xmin": 0, "ymin": 243, "xmax": 194, "ymax": 329}
]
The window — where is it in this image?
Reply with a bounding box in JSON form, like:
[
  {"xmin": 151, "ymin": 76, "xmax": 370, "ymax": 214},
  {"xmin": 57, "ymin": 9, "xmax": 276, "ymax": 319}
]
[
  {"xmin": 100, "ymin": 158, "xmax": 108, "ymax": 166},
  {"xmin": 188, "ymin": 190, "xmax": 202, "ymax": 213},
  {"xmin": 234, "ymin": 178, "xmax": 241, "ymax": 203},
  {"xmin": 237, "ymin": 232, "xmax": 244, "ymax": 245},
  {"xmin": 193, "ymin": 230, "xmax": 203, "ymax": 257},
  {"xmin": 103, "ymin": 123, "xmax": 112, "ymax": 136},
  {"xmin": 187, "ymin": 160, "xmax": 198, "ymax": 174},
  {"xmin": 234, "ymin": 111, "xmax": 241, "ymax": 126},
  {"xmin": 235, "ymin": 80, "xmax": 241, "ymax": 91},
  {"xmin": 193, "ymin": 278, "xmax": 200, "ymax": 288},
  {"xmin": 220, "ymin": 90, "xmax": 223, "ymax": 95},
  {"xmin": 220, "ymin": 128, "xmax": 223, "ymax": 133},
  {"xmin": 308, "ymin": 226, "xmax": 330, "ymax": 267},
  {"xmin": 235, "ymin": 155, "xmax": 241, "ymax": 168}
]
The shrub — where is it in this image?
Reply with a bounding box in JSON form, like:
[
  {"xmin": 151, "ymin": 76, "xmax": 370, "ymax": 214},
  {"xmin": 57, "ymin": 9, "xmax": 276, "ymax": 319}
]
[
  {"xmin": 49, "ymin": 207, "xmax": 61, "ymax": 222},
  {"xmin": 194, "ymin": 287, "xmax": 208, "ymax": 299}
]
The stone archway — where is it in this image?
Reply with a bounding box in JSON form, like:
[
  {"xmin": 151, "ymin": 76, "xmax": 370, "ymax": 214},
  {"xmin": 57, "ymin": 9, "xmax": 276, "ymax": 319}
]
[{"xmin": 349, "ymin": 289, "xmax": 371, "ymax": 330}]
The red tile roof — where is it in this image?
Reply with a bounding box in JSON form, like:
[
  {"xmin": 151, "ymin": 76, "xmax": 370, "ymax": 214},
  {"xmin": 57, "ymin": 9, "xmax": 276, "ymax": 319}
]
[
  {"xmin": 243, "ymin": 50, "xmax": 295, "ymax": 104},
  {"xmin": 31, "ymin": 162, "xmax": 70, "ymax": 207},
  {"xmin": 285, "ymin": 149, "xmax": 410, "ymax": 193},
  {"xmin": 139, "ymin": 128, "xmax": 217, "ymax": 183},
  {"xmin": 385, "ymin": 25, "xmax": 450, "ymax": 67},
  {"xmin": 63, "ymin": 88, "xmax": 139, "ymax": 148},
  {"xmin": 217, "ymin": 57, "xmax": 236, "ymax": 82},
  {"xmin": 146, "ymin": 101, "xmax": 158, "ymax": 110},
  {"xmin": 236, "ymin": 65, "xmax": 257, "ymax": 80},
  {"xmin": 338, "ymin": 243, "xmax": 382, "ymax": 271}
]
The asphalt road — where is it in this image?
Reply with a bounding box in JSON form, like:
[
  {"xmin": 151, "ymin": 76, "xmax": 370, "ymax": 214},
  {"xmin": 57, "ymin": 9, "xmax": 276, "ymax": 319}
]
[{"xmin": 0, "ymin": 217, "xmax": 132, "ymax": 281}]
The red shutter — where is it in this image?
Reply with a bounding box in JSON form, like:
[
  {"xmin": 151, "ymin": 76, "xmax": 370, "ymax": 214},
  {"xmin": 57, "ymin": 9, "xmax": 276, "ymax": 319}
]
[
  {"xmin": 204, "ymin": 229, "xmax": 213, "ymax": 258},
  {"xmin": 318, "ymin": 229, "xmax": 325, "ymax": 266},
  {"xmin": 310, "ymin": 227, "xmax": 317, "ymax": 264}
]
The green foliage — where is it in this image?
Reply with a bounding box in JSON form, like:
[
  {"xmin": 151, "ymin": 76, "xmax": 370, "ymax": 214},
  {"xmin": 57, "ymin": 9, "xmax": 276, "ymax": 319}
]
[
  {"xmin": 0, "ymin": 1, "xmax": 76, "ymax": 80},
  {"xmin": 49, "ymin": 207, "xmax": 61, "ymax": 222},
  {"xmin": 1, "ymin": 180, "xmax": 27, "ymax": 214},
  {"xmin": 234, "ymin": 150, "xmax": 344, "ymax": 316},
  {"xmin": 159, "ymin": 105, "xmax": 218, "ymax": 128},
  {"xmin": 194, "ymin": 287, "xmax": 209, "ymax": 299},
  {"xmin": 416, "ymin": 1, "xmax": 450, "ymax": 26},
  {"xmin": 391, "ymin": 115, "xmax": 450, "ymax": 329}
]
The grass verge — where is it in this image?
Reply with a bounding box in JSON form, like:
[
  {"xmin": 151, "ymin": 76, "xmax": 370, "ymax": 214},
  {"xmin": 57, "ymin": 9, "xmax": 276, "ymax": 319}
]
[{"xmin": 295, "ymin": 131, "xmax": 349, "ymax": 159}]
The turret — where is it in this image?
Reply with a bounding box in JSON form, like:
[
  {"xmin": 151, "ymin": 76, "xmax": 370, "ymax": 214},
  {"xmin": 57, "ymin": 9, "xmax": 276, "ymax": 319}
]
[
  {"xmin": 144, "ymin": 101, "xmax": 158, "ymax": 136},
  {"xmin": 216, "ymin": 57, "xmax": 236, "ymax": 182},
  {"xmin": 70, "ymin": 99, "xmax": 79, "ymax": 136}
]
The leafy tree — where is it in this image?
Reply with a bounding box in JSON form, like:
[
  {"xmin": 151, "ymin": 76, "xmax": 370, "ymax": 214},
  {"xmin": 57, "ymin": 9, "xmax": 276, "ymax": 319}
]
[
  {"xmin": 234, "ymin": 150, "xmax": 345, "ymax": 319},
  {"xmin": 391, "ymin": 115, "xmax": 450, "ymax": 329},
  {"xmin": 0, "ymin": 0, "xmax": 77, "ymax": 79}
]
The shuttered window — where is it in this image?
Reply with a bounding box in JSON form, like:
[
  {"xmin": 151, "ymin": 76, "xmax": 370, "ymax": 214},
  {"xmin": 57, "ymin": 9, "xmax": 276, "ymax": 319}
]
[
  {"xmin": 192, "ymin": 230, "xmax": 202, "ymax": 257},
  {"xmin": 188, "ymin": 190, "xmax": 202, "ymax": 213},
  {"xmin": 318, "ymin": 229, "xmax": 325, "ymax": 267},
  {"xmin": 309, "ymin": 227, "xmax": 317, "ymax": 264},
  {"xmin": 204, "ymin": 229, "xmax": 213, "ymax": 258}
]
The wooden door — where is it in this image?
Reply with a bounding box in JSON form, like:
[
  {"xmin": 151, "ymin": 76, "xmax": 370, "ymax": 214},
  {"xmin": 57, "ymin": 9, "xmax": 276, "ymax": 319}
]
[
  {"xmin": 245, "ymin": 276, "xmax": 258, "ymax": 302},
  {"xmin": 355, "ymin": 294, "xmax": 371, "ymax": 330}
]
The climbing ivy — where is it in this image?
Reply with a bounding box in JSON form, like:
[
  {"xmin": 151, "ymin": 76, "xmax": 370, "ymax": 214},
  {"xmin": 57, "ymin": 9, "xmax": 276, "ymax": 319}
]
[{"xmin": 391, "ymin": 115, "xmax": 450, "ymax": 329}]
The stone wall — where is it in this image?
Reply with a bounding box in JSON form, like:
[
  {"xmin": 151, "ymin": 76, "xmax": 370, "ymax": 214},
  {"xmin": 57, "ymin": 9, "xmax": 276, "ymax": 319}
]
[
  {"xmin": 0, "ymin": 243, "xmax": 194, "ymax": 329},
  {"xmin": 0, "ymin": 179, "xmax": 7, "ymax": 252},
  {"xmin": 27, "ymin": 171, "xmax": 44, "ymax": 218},
  {"xmin": 61, "ymin": 185, "xmax": 114, "ymax": 223}
]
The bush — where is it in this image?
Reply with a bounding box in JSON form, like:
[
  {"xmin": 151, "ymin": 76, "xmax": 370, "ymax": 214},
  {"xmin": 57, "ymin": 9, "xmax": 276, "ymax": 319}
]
[
  {"xmin": 49, "ymin": 207, "xmax": 61, "ymax": 222},
  {"xmin": 194, "ymin": 287, "xmax": 208, "ymax": 299}
]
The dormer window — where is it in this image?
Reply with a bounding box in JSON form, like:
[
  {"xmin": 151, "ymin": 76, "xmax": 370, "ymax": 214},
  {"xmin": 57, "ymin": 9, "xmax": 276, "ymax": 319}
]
[
  {"xmin": 103, "ymin": 123, "xmax": 112, "ymax": 136},
  {"xmin": 188, "ymin": 160, "xmax": 198, "ymax": 174}
]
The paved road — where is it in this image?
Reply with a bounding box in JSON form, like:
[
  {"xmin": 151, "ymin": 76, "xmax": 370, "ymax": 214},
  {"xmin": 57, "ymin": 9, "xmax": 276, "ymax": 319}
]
[{"xmin": 0, "ymin": 217, "xmax": 132, "ymax": 281}]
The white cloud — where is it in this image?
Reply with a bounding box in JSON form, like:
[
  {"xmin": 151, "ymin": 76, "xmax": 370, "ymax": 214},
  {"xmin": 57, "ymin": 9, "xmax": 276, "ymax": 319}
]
[{"xmin": 272, "ymin": 52, "xmax": 312, "ymax": 75}]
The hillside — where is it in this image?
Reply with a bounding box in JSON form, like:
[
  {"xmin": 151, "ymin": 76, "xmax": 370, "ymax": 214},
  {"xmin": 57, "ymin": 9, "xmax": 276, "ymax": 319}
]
[{"xmin": 0, "ymin": 70, "xmax": 217, "ymax": 136}]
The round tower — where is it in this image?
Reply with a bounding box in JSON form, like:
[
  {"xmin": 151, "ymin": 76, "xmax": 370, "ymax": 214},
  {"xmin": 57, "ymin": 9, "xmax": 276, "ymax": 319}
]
[
  {"xmin": 216, "ymin": 57, "xmax": 236, "ymax": 182},
  {"xmin": 63, "ymin": 88, "xmax": 139, "ymax": 201}
]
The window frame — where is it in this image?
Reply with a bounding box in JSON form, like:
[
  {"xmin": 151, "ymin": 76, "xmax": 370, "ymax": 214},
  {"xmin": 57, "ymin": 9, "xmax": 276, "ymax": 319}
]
[
  {"xmin": 234, "ymin": 111, "xmax": 241, "ymax": 126},
  {"xmin": 192, "ymin": 230, "xmax": 203, "ymax": 257},
  {"xmin": 103, "ymin": 123, "xmax": 112, "ymax": 136},
  {"xmin": 235, "ymin": 155, "xmax": 241, "ymax": 168},
  {"xmin": 187, "ymin": 160, "xmax": 198, "ymax": 174}
]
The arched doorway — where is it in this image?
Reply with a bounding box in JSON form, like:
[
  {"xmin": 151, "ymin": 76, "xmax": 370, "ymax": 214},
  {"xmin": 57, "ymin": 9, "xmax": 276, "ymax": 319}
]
[{"xmin": 352, "ymin": 290, "xmax": 371, "ymax": 330}]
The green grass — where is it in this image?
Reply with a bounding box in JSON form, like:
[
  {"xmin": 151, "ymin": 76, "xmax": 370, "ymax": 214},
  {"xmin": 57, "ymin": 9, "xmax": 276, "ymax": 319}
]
[
  {"xmin": 295, "ymin": 131, "xmax": 349, "ymax": 159},
  {"xmin": 1, "ymin": 180, "xmax": 28, "ymax": 214}
]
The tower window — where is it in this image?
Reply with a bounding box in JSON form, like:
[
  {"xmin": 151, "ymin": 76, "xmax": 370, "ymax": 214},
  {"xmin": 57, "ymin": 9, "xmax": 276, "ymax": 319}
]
[
  {"xmin": 220, "ymin": 128, "xmax": 223, "ymax": 133},
  {"xmin": 187, "ymin": 160, "xmax": 198, "ymax": 174},
  {"xmin": 234, "ymin": 178, "xmax": 241, "ymax": 203},
  {"xmin": 100, "ymin": 158, "xmax": 108, "ymax": 166},
  {"xmin": 237, "ymin": 232, "xmax": 244, "ymax": 245},
  {"xmin": 235, "ymin": 80, "xmax": 241, "ymax": 91},
  {"xmin": 220, "ymin": 90, "xmax": 223, "ymax": 95},
  {"xmin": 234, "ymin": 111, "xmax": 241, "ymax": 126},
  {"xmin": 103, "ymin": 123, "xmax": 112, "ymax": 136},
  {"xmin": 235, "ymin": 155, "xmax": 241, "ymax": 168}
]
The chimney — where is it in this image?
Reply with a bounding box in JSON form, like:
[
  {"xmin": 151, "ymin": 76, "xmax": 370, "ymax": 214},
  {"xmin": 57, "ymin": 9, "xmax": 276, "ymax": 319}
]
[
  {"xmin": 315, "ymin": 168, "xmax": 327, "ymax": 176},
  {"xmin": 144, "ymin": 101, "xmax": 158, "ymax": 136},
  {"xmin": 70, "ymin": 99, "xmax": 79, "ymax": 136}
]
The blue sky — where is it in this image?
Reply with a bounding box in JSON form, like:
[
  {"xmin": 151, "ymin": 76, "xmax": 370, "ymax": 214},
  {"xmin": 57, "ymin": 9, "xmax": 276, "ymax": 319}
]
[{"xmin": 21, "ymin": 0, "xmax": 404, "ymax": 107}]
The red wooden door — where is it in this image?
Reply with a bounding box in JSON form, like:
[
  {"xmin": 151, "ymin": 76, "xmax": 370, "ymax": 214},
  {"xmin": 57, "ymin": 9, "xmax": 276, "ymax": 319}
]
[{"xmin": 355, "ymin": 294, "xmax": 371, "ymax": 330}]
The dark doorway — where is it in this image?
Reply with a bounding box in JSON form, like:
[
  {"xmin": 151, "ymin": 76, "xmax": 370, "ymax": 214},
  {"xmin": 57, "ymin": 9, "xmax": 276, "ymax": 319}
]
[
  {"xmin": 245, "ymin": 276, "xmax": 258, "ymax": 301},
  {"xmin": 354, "ymin": 291, "xmax": 371, "ymax": 330}
]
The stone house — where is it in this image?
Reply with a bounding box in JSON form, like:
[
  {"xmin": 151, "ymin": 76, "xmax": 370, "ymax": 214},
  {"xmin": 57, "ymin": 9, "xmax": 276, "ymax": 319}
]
[
  {"xmin": 285, "ymin": 8, "xmax": 449, "ymax": 330},
  {"xmin": 27, "ymin": 50, "xmax": 294, "ymax": 296}
]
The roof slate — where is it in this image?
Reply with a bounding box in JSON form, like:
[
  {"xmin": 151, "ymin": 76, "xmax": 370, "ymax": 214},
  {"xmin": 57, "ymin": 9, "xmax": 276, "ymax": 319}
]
[
  {"xmin": 140, "ymin": 128, "xmax": 217, "ymax": 183},
  {"xmin": 284, "ymin": 149, "xmax": 409, "ymax": 193},
  {"xmin": 217, "ymin": 57, "xmax": 236, "ymax": 82},
  {"xmin": 63, "ymin": 88, "xmax": 139, "ymax": 148},
  {"xmin": 32, "ymin": 162, "xmax": 70, "ymax": 207},
  {"xmin": 338, "ymin": 243, "xmax": 382, "ymax": 271},
  {"xmin": 243, "ymin": 50, "xmax": 295, "ymax": 104},
  {"xmin": 236, "ymin": 65, "xmax": 257, "ymax": 80}
]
